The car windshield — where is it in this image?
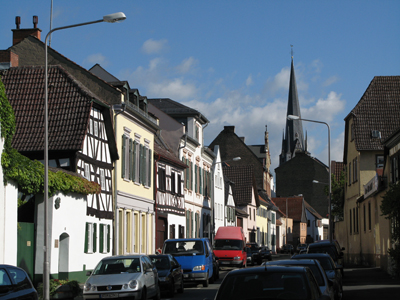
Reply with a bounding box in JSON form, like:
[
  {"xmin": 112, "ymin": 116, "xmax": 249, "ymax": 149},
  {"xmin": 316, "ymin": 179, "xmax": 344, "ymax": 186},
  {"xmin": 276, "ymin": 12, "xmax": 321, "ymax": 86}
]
[
  {"xmin": 92, "ymin": 258, "xmax": 141, "ymax": 275},
  {"xmin": 164, "ymin": 241, "xmax": 204, "ymax": 256},
  {"xmin": 216, "ymin": 272, "xmax": 309, "ymax": 300},
  {"xmin": 312, "ymin": 257, "xmax": 335, "ymax": 271},
  {"xmin": 247, "ymin": 244, "xmax": 260, "ymax": 251},
  {"xmin": 150, "ymin": 256, "xmax": 170, "ymax": 270},
  {"xmin": 214, "ymin": 239, "xmax": 244, "ymax": 250}
]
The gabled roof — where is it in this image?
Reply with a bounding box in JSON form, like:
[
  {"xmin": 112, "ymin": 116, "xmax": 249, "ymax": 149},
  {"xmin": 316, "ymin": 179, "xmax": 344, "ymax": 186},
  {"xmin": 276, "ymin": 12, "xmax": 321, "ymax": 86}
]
[
  {"xmin": 148, "ymin": 98, "xmax": 209, "ymax": 124},
  {"xmin": 222, "ymin": 165, "xmax": 259, "ymax": 207},
  {"xmin": 304, "ymin": 200, "xmax": 323, "ymax": 220},
  {"xmin": 272, "ymin": 196, "xmax": 306, "ymax": 222},
  {"xmin": 2, "ymin": 65, "xmax": 118, "ymax": 159},
  {"xmin": 345, "ymin": 76, "xmax": 400, "ymax": 152},
  {"xmin": 154, "ymin": 141, "xmax": 187, "ymax": 169}
]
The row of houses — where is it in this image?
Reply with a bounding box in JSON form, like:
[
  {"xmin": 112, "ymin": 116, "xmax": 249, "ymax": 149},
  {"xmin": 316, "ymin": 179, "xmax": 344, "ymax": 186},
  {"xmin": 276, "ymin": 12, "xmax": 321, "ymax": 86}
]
[{"xmin": 0, "ymin": 16, "xmax": 328, "ymax": 284}]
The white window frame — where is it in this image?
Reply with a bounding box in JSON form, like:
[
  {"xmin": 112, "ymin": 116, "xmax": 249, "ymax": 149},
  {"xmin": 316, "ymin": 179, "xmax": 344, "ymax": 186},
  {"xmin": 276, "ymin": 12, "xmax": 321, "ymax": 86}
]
[{"xmin": 84, "ymin": 163, "xmax": 90, "ymax": 180}]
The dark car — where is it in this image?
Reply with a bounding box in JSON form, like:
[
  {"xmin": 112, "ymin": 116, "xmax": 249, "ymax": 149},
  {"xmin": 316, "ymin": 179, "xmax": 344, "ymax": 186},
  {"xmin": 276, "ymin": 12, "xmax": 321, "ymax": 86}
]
[
  {"xmin": 0, "ymin": 264, "xmax": 38, "ymax": 300},
  {"xmin": 246, "ymin": 242, "xmax": 261, "ymax": 265},
  {"xmin": 212, "ymin": 252, "xmax": 220, "ymax": 281},
  {"xmin": 258, "ymin": 246, "xmax": 272, "ymax": 262},
  {"xmin": 297, "ymin": 243, "xmax": 308, "ymax": 253},
  {"xmin": 280, "ymin": 244, "xmax": 294, "ymax": 254},
  {"xmin": 308, "ymin": 241, "xmax": 345, "ymax": 276},
  {"xmin": 149, "ymin": 254, "xmax": 184, "ymax": 297},
  {"xmin": 214, "ymin": 265, "xmax": 331, "ymax": 300},
  {"xmin": 292, "ymin": 253, "xmax": 343, "ymax": 300}
]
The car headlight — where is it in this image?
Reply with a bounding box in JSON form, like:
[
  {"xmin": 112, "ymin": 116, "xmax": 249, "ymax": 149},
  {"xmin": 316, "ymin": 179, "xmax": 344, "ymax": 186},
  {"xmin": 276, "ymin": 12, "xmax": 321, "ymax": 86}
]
[
  {"xmin": 83, "ymin": 283, "xmax": 91, "ymax": 292},
  {"xmin": 233, "ymin": 256, "xmax": 241, "ymax": 260},
  {"xmin": 128, "ymin": 280, "xmax": 138, "ymax": 290},
  {"xmin": 193, "ymin": 265, "xmax": 205, "ymax": 271}
]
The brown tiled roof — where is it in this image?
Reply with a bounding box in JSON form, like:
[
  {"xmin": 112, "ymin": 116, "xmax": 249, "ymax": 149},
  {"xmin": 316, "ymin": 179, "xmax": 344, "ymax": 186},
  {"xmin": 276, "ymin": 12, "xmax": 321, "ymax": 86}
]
[
  {"xmin": 331, "ymin": 161, "xmax": 344, "ymax": 182},
  {"xmin": 349, "ymin": 76, "xmax": 400, "ymax": 151},
  {"xmin": 154, "ymin": 142, "xmax": 187, "ymax": 169},
  {"xmin": 272, "ymin": 196, "xmax": 304, "ymax": 222},
  {"xmin": 2, "ymin": 65, "xmax": 104, "ymax": 152},
  {"xmin": 223, "ymin": 165, "xmax": 258, "ymax": 206}
]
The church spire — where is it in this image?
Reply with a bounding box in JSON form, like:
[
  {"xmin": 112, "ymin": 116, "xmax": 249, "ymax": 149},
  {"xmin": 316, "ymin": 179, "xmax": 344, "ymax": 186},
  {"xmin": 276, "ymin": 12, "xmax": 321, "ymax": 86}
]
[{"xmin": 279, "ymin": 51, "xmax": 306, "ymax": 165}]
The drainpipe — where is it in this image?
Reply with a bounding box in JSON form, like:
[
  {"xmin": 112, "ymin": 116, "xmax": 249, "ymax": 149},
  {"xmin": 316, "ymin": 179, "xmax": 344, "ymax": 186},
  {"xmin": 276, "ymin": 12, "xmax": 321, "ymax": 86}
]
[
  {"xmin": 112, "ymin": 103, "xmax": 126, "ymax": 255},
  {"xmin": 154, "ymin": 152, "xmax": 161, "ymax": 253}
]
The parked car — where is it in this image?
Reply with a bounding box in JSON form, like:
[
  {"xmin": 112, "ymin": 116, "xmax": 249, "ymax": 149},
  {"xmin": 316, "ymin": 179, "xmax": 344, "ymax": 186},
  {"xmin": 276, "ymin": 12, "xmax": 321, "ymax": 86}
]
[
  {"xmin": 162, "ymin": 238, "xmax": 214, "ymax": 287},
  {"xmin": 258, "ymin": 246, "xmax": 272, "ymax": 262},
  {"xmin": 245, "ymin": 247, "xmax": 253, "ymax": 265},
  {"xmin": 246, "ymin": 242, "xmax": 261, "ymax": 265},
  {"xmin": 308, "ymin": 241, "xmax": 345, "ymax": 276},
  {"xmin": 280, "ymin": 244, "xmax": 294, "ymax": 254},
  {"xmin": 83, "ymin": 255, "xmax": 160, "ymax": 300},
  {"xmin": 297, "ymin": 243, "xmax": 308, "ymax": 253},
  {"xmin": 149, "ymin": 254, "xmax": 184, "ymax": 297},
  {"xmin": 0, "ymin": 264, "xmax": 38, "ymax": 300},
  {"xmin": 263, "ymin": 259, "xmax": 335, "ymax": 300},
  {"xmin": 212, "ymin": 252, "xmax": 220, "ymax": 281},
  {"xmin": 214, "ymin": 265, "xmax": 331, "ymax": 300},
  {"xmin": 213, "ymin": 226, "xmax": 247, "ymax": 268},
  {"xmin": 292, "ymin": 253, "xmax": 343, "ymax": 300}
]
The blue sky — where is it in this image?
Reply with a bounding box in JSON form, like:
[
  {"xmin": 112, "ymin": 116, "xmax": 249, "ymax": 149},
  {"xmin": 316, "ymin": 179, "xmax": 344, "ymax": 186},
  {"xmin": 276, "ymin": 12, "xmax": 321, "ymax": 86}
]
[{"xmin": 1, "ymin": 1, "xmax": 399, "ymax": 182}]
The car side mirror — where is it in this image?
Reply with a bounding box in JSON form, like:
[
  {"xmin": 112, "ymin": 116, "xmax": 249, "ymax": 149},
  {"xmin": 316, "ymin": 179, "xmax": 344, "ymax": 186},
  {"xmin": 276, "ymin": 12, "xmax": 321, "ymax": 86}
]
[{"xmin": 86, "ymin": 270, "xmax": 92, "ymax": 276}]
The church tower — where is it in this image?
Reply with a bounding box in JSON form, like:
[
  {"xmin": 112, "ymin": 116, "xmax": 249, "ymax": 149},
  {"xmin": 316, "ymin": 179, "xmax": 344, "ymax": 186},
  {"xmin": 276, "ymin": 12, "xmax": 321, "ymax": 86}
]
[{"xmin": 279, "ymin": 56, "xmax": 306, "ymax": 165}]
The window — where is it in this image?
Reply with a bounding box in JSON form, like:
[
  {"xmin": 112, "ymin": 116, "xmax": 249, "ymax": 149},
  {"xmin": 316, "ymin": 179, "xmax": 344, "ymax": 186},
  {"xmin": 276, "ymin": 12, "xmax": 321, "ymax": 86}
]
[
  {"xmin": 94, "ymin": 120, "xmax": 98, "ymax": 137},
  {"xmin": 99, "ymin": 224, "xmax": 110, "ymax": 253},
  {"xmin": 349, "ymin": 209, "xmax": 352, "ymax": 235},
  {"xmin": 376, "ymin": 155, "xmax": 384, "ymax": 169},
  {"xmin": 171, "ymin": 171, "xmax": 176, "ymax": 194},
  {"xmin": 363, "ymin": 204, "xmax": 366, "ymax": 232},
  {"xmin": 348, "ymin": 162, "xmax": 352, "ymax": 186},
  {"xmin": 118, "ymin": 210, "xmax": 123, "ymax": 255},
  {"xmin": 84, "ymin": 163, "xmax": 90, "ymax": 180},
  {"xmin": 126, "ymin": 211, "xmax": 132, "ymax": 253},
  {"xmin": 134, "ymin": 213, "xmax": 139, "ymax": 253},
  {"xmin": 158, "ymin": 167, "xmax": 166, "ymax": 191},
  {"xmin": 177, "ymin": 174, "xmax": 182, "ymax": 195},
  {"xmin": 353, "ymin": 158, "xmax": 358, "ymax": 182},
  {"xmin": 100, "ymin": 169, "xmax": 105, "ymax": 190},
  {"xmin": 85, "ymin": 222, "xmax": 96, "ymax": 253},
  {"xmin": 391, "ymin": 155, "xmax": 399, "ymax": 183},
  {"xmin": 368, "ymin": 202, "xmax": 371, "ymax": 230},
  {"xmin": 141, "ymin": 214, "xmax": 146, "ymax": 253}
]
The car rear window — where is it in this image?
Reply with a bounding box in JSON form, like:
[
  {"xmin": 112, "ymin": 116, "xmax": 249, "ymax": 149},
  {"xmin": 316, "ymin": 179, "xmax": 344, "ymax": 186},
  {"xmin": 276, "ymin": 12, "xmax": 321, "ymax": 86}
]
[{"xmin": 216, "ymin": 272, "xmax": 309, "ymax": 300}]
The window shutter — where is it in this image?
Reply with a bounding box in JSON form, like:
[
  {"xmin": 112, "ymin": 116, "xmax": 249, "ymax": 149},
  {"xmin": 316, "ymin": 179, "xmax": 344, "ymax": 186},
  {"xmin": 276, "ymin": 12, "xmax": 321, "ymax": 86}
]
[
  {"xmin": 195, "ymin": 165, "xmax": 198, "ymax": 193},
  {"xmin": 129, "ymin": 138, "xmax": 133, "ymax": 180},
  {"xmin": 199, "ymin": 167, "xmax": 203, "ymax": 195},
  {"xmin": 121, "ymin": 136, "xmax": 126, "ymax": 178},
  {"xmin": 148, "ymin": 148, "xmax": 152, "ymax": 187},
  {"xmin": 84, "ymin": 223, "xmax": 89, "ymax": 253},
  {"xmin": 107, "ymin": 225, "xmax": 111, "ymax": 252},
  {"xmin": 190, "ymin": 161, "xmax": 193, "ymax": 190},
  {"xmin": 133, "ymin": 141, "xmax": 137, "ymax": 182},
  {"xmin": 99, "ymin": 224, "xmax": 104, "ymax": 253},
  {"xmin": 185, "ymin": 158, "xmax": 189, "ymax": 188},
  {"xmin": 93, "ymin": 223, "xmax": 97, "ymax": 253}
]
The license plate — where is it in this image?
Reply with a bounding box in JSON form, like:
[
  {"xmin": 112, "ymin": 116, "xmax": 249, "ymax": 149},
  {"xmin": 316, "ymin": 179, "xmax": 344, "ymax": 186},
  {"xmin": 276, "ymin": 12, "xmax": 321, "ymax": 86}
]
[
  {"xmin": 101, "ymin": 293, "xmax": 118, "ymax": 298},
  {"xmin": 221, "ymin": 261, "xmax": 230, "ymax": 265},
  {"xmin": 183, "ymin": 274, "xmax": 189, "ymax": 278}
]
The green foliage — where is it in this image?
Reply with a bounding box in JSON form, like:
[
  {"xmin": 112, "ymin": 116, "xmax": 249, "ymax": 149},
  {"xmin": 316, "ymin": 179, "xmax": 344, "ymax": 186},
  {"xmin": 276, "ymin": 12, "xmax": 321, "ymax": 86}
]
[
  {"xmin": 37, "ymin": 279, "xmax": 81, "ymax": 300},
  {"xmin": 381, "ymin": 182, "xmax": 400, "ymax": 275},
  {"xmin": 1, "ymin": 76, "xmax": 101, "ymax": 196}
]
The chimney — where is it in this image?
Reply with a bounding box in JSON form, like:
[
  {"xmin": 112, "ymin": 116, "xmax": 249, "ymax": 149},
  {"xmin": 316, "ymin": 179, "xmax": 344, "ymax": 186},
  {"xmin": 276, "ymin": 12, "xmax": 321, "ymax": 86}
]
[
  {"xmin": 0, "ymin": 50, "xmax": 19, "ymax": 69},
  {"xmin": 12, "ymin": 16, "xmax": 42, "ymax": 45}
]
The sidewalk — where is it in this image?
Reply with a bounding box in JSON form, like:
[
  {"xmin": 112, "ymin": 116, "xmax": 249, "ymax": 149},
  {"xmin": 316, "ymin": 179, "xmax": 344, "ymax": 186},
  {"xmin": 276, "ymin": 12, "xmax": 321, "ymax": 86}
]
[{"xmin": 343, "ymin": 267, "xmax": 400, "ymax": 300}]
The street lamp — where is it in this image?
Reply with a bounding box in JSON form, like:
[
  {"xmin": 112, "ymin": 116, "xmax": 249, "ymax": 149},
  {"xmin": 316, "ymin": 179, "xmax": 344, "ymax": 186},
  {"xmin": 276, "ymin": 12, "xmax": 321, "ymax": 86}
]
[
  {"xmin": 43, "ymin": 12, "xmax": 126, "ymax": 300},
  {"xmin": 287, "ymin": 114, "xmax": 332, "ymax": 243}
]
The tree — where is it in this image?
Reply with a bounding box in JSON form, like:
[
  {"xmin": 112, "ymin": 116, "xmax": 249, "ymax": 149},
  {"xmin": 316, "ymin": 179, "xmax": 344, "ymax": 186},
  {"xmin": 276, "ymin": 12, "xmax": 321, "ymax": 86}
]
[{"xmin": 324, "ymin": 171, "xmax": 345, "ymax": 221}]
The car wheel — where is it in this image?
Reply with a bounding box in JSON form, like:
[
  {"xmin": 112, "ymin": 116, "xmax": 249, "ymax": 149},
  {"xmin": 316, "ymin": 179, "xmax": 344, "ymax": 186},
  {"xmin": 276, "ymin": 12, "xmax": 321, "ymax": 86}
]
[
  {"xmin": 177, "ymin": 278, "xmax": 184, "ymax": 293},
  {"xmin": 141, "ymin": 287, "xmax": 147, "ymax": 300},
  {"xmin": 203, "ymin": 273, "xmax": 209, "ymax": 287},
  {"xmin": 167, "ymin": 280, "xmax": 174, "ymax": 298}
]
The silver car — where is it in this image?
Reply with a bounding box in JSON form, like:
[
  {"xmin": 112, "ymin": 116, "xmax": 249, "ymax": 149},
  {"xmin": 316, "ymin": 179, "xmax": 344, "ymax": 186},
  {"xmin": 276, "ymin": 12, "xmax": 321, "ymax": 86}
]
[{"xmin": 83, "ymin": 255, "xmax": 160, "ymax": 300}]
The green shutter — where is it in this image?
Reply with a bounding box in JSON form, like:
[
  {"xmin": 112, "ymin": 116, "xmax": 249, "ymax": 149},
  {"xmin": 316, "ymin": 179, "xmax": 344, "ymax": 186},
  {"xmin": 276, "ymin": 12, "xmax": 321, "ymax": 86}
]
[
  {"xmin": 107, "ymin": 225, "xmax": 111, "ymax": 252},
  {"xmin": 195, "ymin": 165, "xmax": 198, "ymax": 193},
  {"xmin": 99, "ymin": 224, "xmax": 104, "ymax": 253},
  {"xmin": 133, "ymin": 141, "xmax": 137, "ymax": 182},
  {"xmin": 148, "ymin": 149, "xmax": 152, "ymax": 187},
  {"xmin": 190, "ymin": 162, "xmax": 193, "ymax": 190},
  {"xmin": 84, "ymin": 223, "xmax": 89, "ymax": 253},
  {"xmin": 185, "ymin": 159, "xmax": 189, "ymax": 188},
  {"xmin": 121, "ymin": 136, "xmax": 126, "ymax": 178},
  {"xmin": 93, "ymin": 223, "xmax": 97, "ymax": 253},
  {"xmin": 140, "ymin": 144, "xmax": 144, "ymax": 185},
  {"xmin": 200, "ymin": 167, "xmax": 203, "ymax": 195},
  {"xmin": 129, "ymin": 139, "xmax": 133, "ymax": 180}
]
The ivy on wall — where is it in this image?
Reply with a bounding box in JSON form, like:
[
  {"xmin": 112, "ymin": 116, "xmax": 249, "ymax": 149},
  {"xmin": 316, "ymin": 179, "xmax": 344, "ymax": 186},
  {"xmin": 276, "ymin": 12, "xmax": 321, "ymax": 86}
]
[{"xmin": 1, "ymin": 75, "xmax": 100, "ymax": 197}]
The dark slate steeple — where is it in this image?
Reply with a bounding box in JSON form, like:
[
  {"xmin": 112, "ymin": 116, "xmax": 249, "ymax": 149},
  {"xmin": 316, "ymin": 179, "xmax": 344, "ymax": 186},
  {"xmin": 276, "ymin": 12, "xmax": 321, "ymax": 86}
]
[{"xmin": 280, "ymin": 57, "xmax": 306, "ymax": 165}]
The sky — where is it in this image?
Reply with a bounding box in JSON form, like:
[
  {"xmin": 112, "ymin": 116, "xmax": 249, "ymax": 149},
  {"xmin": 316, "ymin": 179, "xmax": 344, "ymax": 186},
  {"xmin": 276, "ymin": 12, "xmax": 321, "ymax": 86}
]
[{"xmin": 1, "ymin": 0, "xmax": 400, "ymax": 183}]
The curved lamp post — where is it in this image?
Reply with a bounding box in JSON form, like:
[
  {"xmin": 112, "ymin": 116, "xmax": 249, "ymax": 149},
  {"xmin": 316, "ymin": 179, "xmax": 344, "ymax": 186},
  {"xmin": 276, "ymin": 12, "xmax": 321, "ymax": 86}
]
[
  {"xmin": 43, "ymin": 12, "xmax": 126, "ymax": 300},
  {"xmin": 287, "ymin": 115, "xmax": 332, "ymax": 243}
]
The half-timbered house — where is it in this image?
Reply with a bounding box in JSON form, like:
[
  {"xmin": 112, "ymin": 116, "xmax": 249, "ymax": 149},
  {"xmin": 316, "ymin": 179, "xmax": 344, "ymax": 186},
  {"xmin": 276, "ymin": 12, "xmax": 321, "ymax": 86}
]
[{"xmin": 2, "ymin": 65, "xmax": 118, "ymax": 282}]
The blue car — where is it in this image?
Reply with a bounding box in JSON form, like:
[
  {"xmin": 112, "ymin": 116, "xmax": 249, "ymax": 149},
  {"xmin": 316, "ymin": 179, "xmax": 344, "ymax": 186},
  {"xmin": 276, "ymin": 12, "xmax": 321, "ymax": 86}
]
[{"xmin": 162, "ymin": 238, "xmax": 214, "ymax": 287}]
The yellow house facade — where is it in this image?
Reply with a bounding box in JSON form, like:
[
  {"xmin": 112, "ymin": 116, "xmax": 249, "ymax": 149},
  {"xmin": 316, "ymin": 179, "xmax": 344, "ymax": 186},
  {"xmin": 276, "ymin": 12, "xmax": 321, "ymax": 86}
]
[{"xmin": 256, "ymin": 198, "xmax": 269, "ymax": 246}]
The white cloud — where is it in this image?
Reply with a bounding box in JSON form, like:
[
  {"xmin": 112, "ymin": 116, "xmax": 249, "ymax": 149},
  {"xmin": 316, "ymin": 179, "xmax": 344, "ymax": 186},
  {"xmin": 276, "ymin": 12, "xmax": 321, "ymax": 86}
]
[
  {"xmin": 148, "ymin": 79, "xmax": 197, "ymax": 100},
  {"xmin": 265, "ymin": 67, "xmax": 290, "ymax": 95},
  {"xmin": 323, "ymin": 76, "xmax": 339, "ymax": 87},
  {"xmin": 141, "ymin": 38, "xmax": 168, "ymax": 54},
  {"xmin": 303, "ymin": 91, "xmax": 345, "ymax": 123},
  {"xmin": 177, "ymin": 57, "xmax": 198, "ymax": 74},
  {"xmin": 246, "ymin": 74, "xmax": 253, "ymax": 87},
  {"xmin": 83, "ymin": 53, "xmax": 108, "ymax": 67}
]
